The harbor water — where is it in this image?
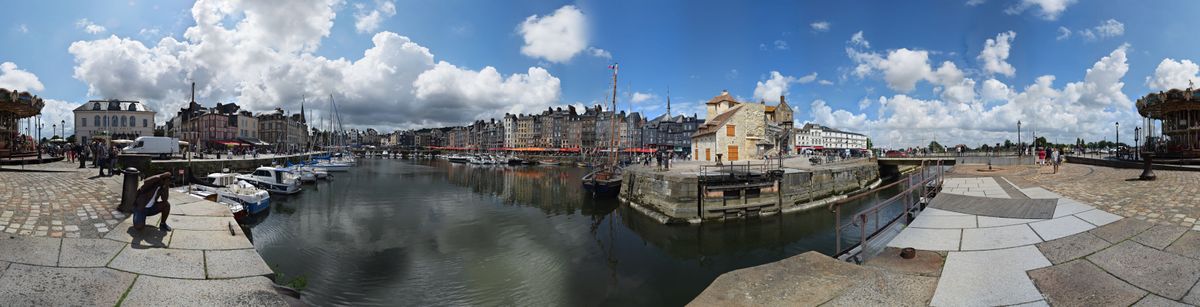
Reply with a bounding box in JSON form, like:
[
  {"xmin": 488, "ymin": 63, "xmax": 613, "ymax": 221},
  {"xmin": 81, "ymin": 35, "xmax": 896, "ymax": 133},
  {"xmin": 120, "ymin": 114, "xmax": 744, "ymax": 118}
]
[{"xmin": 250, "ymin": 158, "xmax": 910, "ymax": 306}]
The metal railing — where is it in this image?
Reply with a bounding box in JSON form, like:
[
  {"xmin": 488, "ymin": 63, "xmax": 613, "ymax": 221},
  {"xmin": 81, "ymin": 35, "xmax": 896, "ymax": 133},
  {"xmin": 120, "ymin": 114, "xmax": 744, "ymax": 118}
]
[
  {"xmin": 829, "ymin": 159, "xmax": 945, "ymax": 262},
  {"xmin": 698, "ymin": 161, "xmax": 774, "ymax": 182}
]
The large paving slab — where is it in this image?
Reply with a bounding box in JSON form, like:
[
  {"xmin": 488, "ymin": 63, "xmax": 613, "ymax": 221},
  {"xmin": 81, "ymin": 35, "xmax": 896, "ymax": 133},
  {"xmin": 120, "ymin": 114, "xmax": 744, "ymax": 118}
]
[
  {"xmin": 1075, "ymin": 209, "xmax": 1123, "ymax": 226},
  {"xmin": 960, "ymin": 224, "xmax": 1042, "ymax": 251},
  {"xmin": 1133, "ymin": 225, "xmax": 1190, "ymax": 250},
  {"xmin": 909, "ymin": 214, "xmax": 977, "ymax": 229},
  {"xmin": 819, "ymin": 270, "xmax": 937, "ymax": 307},
  {"xmin": 104, "ymin": 222, "xmax": 172, "ymax": 248},
  {"xmin": 121, "ymin": 275, "xmax": 287, "ymax": 307},
  {"xmin": 1133, "ymin": 294, "xmax": 1193, "ymax": 307},
  {"xmin": 1051, "ymin": 198, "xmax": 1095, "ymax": 218},
  {"xmin": 108, "ymin": 247, "xmax": 205, "ymax": 279},
  {"xmin": 928, "ymin": 193, "xmax": 1055, "ymax": 219},
  {"xmin": 1034, "ymin": 231, "xmax": 1111, "ymax": 265},
  {"xmin": 1028, "ymin": 215, "xmax": 1095, "ymax": 241},
  {"xmin": 0, "ymin": 235, "xmax": 61, "ymax": 266},
  {"xmin": 689, "ymin": 251, "xmax": 870, "ymax": 306},
  {"xmin": 1165, "ymin": 231, "xmax": 1200, "ymax": 260},
  {"xmin": 1028, "ymin": 260, "xmax": 1146, "ymax": 306},
  {"xmin": 863, "ymin": 247, "xmax": 944, "ymax": 277},
  {"xmin": 169, "ymin": 229, "xmax": 254, "ymax": 250},
  {"xmin": 1185, "ymin": 282, "xmax": 1200, "ymax": 305},
  {"xmin": 205, "ymin": 248, "xmax": 274, "ymax": 279},
  {"xmin": 920, "ymin": 208, "xmax": 970, "ymax": 216},
  {"xmin": 977, "ymin": 216, "xmax": 1040, "ymax": 228},
  {"xmin": 1088, "ymin": 240, "xmax": 1200, "ymax": 300},
  {"xmin": 930, "ymin": 245, "xmax": 1050, "ymax": 306},
  {"xmin": 164, "ymin": 215, "xmax": 237, "ymax": 231},
  {"xmin": 887, "ymin": 227, "xmax": 961, "ymax": 251},
  {"xmin": 58, "ymin": 238, "xmax": 125, "ymax": 267},
  {"xmin": 171, "ymin": 199, "xmax": 235, "ymax": 217},
  {"xmin": 0, "ymin": 264, "xmax": 135, "ymax": 306},
  {"xmin": 1019, "ymin": 187, "xmax": 1063, "ymax": 199},
  {"xmin": 1089, "ymin": 218, "xmax": 1155, "ymax": 244}
]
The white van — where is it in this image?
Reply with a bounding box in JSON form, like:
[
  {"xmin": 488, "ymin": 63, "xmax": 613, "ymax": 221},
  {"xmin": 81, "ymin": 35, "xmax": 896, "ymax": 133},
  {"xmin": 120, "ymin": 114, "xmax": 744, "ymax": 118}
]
[{"xmin": 122, "ymin": 136, "xmax": 181, "ymax": 158}]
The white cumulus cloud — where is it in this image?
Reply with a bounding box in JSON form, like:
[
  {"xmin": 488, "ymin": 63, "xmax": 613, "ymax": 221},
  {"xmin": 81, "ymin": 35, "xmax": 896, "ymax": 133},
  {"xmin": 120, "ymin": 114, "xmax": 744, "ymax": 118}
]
[
  {"xmin": 0, "ymin": 62, "xmax": 45, "ymax": 92},
  {"xmin": 1080, "ymin": 19, "xmax": 1124, "ymax": 41},
  {"xmin": 518, "ymin": 5, "xmax": 588, "ymax": 63},
  {"xmin": 76, "ymin": 18, "xmax": 107, "ymax": 34},
  {"xmin": 978, "ymin": 31, "xmax": 1016, "ymax": 77},
  {"xmin": 67, "ymin": 0, "xmax": 561, "ymax": 130},
  {"xmin": 629, "ymin": 92, "xmax": 655, "ymax": 103},
  {"xmin": 1145, "ymin": 58, "xmax": 1199, "ymax": 91},
  {"xmin": 810, "ymin": 21, "xmax": 830, "ymax": 32},
  {"xmin": 1005, "ymin": 0, "xmax": 1077, "ymax": 20},
  {"xmin": 753, "ymin": 71, "xmax": 815, "ymax": 102},
  {"xmin": 1056, "ymin": 26, "xmax": 1071, "ymax": 40},
  {"xmin": 354, "ymin": 1, "xmax": 397, "ymax": 33}
]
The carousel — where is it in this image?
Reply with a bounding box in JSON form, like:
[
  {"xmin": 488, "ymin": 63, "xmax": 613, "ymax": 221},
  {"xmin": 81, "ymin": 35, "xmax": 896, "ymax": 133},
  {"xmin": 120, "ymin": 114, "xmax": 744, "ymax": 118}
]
[
  {"xmin": 1136, "ymin": 85, "xmax": 1200, "ymax": 159},
  {"xmin": 0, "ymin": 88, "xmax": 45, "ymax": 159}
]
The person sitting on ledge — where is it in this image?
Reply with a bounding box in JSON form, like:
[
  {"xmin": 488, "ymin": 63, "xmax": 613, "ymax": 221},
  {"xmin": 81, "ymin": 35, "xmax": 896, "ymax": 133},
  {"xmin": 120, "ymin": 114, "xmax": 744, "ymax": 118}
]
[{"xmin": 133, "ymin": 172, "xmax": 173, "ymax": 231}]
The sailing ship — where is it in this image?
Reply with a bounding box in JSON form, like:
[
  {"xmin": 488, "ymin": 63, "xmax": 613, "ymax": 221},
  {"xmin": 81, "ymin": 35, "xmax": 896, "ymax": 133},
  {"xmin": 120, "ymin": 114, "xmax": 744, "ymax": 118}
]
[{"xmin": 583, "ymin": 63, "xmax": 624, "ymax": 197}]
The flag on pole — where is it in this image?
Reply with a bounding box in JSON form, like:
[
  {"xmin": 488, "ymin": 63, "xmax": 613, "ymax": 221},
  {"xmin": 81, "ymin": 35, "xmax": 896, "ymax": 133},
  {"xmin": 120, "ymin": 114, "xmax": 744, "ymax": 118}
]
[{"xmin": 608, "ymin": 63, "xmax": 618, "ymax": 72}]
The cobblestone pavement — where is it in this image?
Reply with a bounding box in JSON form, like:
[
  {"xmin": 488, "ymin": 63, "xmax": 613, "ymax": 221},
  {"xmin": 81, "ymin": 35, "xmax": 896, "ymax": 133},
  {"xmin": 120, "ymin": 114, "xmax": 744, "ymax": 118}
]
[
  {"xmin": 1011, "ymin": 163, "xmax": 1200, "ymax": 230},
  {"xmin": 0, "ymin": 161, "xmax": 124, "ymax": 238}
]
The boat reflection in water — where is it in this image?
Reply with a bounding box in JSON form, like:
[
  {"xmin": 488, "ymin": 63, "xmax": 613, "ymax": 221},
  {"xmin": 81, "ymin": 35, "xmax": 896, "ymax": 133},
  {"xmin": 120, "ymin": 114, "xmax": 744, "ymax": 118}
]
[{"xmin": 250, "ymin": 158, "xmax": 903, "ymax": 306}]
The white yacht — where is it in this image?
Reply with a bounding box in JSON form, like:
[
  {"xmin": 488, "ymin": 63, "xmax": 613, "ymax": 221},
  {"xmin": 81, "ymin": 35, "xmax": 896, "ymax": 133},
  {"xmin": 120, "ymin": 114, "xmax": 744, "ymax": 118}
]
[
  {"xmin": 188, "ymin": 173, "xmax": 271, "ymax": 218},
  {"xmin": 237, "ymin": 166, "xmax": 302, "ymax": 194}
]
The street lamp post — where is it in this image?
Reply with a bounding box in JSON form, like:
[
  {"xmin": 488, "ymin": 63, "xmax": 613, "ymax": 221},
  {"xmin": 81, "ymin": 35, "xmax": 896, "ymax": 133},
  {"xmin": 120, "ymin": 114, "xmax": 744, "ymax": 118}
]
[
  {"xmin": 1134, "ymin": 126, "xmax": 1141, "ymax": 160},
  {"xmin": 1017, "ymin": 120, "xmax": 1022, "ymax": 156},
  {"xmin": 1115, "ymin": 122, "xmax": 1120, "ymax": 159}
]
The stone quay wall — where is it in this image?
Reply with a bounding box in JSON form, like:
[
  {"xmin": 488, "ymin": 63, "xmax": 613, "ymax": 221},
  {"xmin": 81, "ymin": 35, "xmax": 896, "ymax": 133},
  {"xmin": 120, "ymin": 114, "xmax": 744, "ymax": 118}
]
[
  {"xmin": 117, "ymin": 153, "xmax": 321, "ymax": 178},
  {"xmin": 620, "ymin": 163, "xmax": 879, "ymax": 224}
]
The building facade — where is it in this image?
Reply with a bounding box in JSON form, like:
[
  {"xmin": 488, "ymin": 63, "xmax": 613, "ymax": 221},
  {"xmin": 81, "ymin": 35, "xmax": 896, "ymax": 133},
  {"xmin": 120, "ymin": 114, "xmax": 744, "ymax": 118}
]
[
  {"xmin": 74, "ymin": 99, "xmax": 157, "ymax": 145},
  {"xmin": 257, "ymin": 108, "xmax": 309, "ymax": 152},
  {"xmin": 794, "ymin": 123, "xmax": 869, "ymax": 150},
  {"xmin": 691, "ymin": 91, "xmax": 793, "ymax": 162}
]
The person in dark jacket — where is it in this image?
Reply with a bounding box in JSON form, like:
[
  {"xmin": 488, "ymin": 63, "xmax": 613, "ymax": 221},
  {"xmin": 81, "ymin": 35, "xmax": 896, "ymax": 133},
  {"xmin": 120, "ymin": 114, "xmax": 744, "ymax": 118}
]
[{"xmin": 133, "ymin": 172, "xmax": 173, "ymax": 231}]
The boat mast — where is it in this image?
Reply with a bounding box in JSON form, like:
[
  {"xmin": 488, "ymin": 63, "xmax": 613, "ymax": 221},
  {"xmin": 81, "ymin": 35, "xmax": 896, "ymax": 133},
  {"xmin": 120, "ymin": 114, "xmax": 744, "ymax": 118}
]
[{"xmin": 607, "ymin": 63, "xmax": 619, "ymax": 170}]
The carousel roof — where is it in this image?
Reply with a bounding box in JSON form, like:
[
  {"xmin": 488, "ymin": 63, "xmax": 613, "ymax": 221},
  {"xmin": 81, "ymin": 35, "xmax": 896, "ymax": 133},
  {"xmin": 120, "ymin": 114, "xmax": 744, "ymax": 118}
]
[
  {"xmin": 0, "ymin": 88, "xmax": 44, "ymax": 118},
  {"xmin": 1136, "ymin": 87, "xmax": 1200, "ymax": 118}
]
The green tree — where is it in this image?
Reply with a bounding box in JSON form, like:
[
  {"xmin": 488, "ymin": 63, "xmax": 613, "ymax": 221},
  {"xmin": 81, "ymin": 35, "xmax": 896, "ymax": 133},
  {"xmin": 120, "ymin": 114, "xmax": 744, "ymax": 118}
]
[
  {"xmin": 1003, "ymin": 139, "xmax": 1013, "ymax": 148},
  {"xmin": 1034, "ymin": 136, "xmax": 1048, "ymax": 147},
  {"xmin": 866, "ymin": 138, "xmax": 873, "ymax": 149},
  {"xmin": 928, "ymin": 141, "xmax": 944, "ymax": 153},
  {"xmin": 67, "ymin": 134, "xmax": 76, "ymax": 143}
]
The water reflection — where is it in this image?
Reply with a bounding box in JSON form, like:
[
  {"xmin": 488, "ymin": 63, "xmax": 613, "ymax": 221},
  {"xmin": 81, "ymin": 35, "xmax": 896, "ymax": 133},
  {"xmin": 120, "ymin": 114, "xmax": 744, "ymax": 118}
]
[{"xmin": 251, "ymin": 159, "xmax": 906, "ymax": 306}]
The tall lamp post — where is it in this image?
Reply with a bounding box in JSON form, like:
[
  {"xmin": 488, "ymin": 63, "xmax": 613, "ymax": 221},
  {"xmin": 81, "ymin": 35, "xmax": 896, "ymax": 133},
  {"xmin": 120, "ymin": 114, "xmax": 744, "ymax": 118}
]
[
  {"xmin": 1134, "ymin": 126, "xmax": 1141, "ymax": 160},
  {"xmin": 61, "ymin": 120, "xmax": 65, "ymax": 141},
  {"xmin": 1115, "ymin": 122, "xmax": 1120, "ymax": 158},
  {"xmin": 1017, "ymin": 120, "xmax": 1022, "ymax": 156}
]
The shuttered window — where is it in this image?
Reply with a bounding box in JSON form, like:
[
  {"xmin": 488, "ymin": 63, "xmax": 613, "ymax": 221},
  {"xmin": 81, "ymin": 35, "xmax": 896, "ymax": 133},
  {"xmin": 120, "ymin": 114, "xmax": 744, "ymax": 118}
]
[
  {"xmin": 726, "ymin": 125, "xmax": 735, "ymax": 137},
  {"xmin": 728, "ymin": 145, "xmax": 739, "ymax": 161}
]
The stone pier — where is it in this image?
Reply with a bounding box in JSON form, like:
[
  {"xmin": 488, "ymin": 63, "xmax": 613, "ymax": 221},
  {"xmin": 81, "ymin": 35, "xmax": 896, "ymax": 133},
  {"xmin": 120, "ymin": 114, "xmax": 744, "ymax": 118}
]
[
  {"xmin": 620, "ymin": 157, "xmax": 880, "ymax": 224},
  {"xmin": 0, "ymin": 161, "xmax": 287, "ymax": 306}
]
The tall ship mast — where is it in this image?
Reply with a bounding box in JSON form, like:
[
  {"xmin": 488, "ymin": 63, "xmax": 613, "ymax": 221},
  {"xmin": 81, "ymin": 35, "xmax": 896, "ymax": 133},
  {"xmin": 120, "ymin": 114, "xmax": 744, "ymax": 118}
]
[{"xmin": 582, "ymin": 63, "xmax": 624, "ymax": 197}]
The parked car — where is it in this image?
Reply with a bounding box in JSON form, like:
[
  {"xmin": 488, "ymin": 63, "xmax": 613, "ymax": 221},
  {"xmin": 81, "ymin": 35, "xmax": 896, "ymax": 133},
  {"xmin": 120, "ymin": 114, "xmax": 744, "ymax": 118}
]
[
  {"xmin": 884, "ymin": 150, "xmax": 908, "ymax": 158},
  {"xmin": 122, "ymin": 136, "xmax": 181, "ymax": 159}
]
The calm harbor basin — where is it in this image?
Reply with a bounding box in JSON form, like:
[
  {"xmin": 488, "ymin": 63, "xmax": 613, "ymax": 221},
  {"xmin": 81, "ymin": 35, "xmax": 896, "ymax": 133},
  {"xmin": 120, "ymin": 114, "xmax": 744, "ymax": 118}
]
[{"xmin": 250, "ymin": 158, "xmax": 902, "ymax": 306}]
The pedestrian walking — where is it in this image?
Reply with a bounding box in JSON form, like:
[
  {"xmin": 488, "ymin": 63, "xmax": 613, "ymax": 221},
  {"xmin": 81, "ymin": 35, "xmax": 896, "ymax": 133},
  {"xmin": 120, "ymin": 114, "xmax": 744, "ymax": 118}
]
[
  {"xmin": 1037, "ymin": 148, "xmax": 1046, "ymax": 166},
  {"xmin": 1051, "ymin": 148, "xmax": 1061, "ymax": 174}
]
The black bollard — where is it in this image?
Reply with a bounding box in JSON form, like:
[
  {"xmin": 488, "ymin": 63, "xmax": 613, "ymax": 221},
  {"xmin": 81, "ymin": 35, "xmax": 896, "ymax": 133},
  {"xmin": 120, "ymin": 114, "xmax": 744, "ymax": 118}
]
[{"xmin": 120, "ymin": 167, "xmax": 140, "ymax": 213}]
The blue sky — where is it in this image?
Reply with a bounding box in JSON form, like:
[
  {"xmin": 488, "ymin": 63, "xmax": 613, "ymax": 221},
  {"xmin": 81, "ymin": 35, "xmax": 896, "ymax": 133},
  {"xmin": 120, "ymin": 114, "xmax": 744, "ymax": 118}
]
[{"xmin": 3, "ymin": 0, "xmax": 1200, "ymax": 147}]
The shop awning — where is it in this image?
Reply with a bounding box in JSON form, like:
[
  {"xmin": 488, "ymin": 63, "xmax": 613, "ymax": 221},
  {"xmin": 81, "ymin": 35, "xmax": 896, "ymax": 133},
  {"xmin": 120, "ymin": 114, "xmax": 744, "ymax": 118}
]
[
  {"xmin": 215, "ymin": 141, "xmax": 245, "ymax": 147},
  {"xmin": 237, "ymin": 137, "xmax": 270, "ymax": 146}
]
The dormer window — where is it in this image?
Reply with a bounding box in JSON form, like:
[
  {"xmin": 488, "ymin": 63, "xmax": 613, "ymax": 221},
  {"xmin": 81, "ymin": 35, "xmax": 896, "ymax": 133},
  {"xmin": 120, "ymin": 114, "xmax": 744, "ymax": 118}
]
[{"xmin": 92, "ymin": 103, "xmax": 101, "ymax": 110}]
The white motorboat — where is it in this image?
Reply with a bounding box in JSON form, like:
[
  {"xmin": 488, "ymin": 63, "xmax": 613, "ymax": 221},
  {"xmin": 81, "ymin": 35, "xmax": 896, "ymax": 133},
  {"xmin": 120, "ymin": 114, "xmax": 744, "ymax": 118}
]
[
  {"xmin": 306, "ymin": 166, "xmax": 329, "ymax": 179},
  {"xmin": 312, "ymin": 161, "xmax": 351, "ymax": 172},
  {"xmin": 185, "ymin": 172, "xmax": 271, "ymax": 220},
  {"xmin": 289, "ymin": 165, "xmax": 317, "ymax": 183},
  {"xmin": 237, "ymin": 166, "xmax": 302, "ymax": 194}
]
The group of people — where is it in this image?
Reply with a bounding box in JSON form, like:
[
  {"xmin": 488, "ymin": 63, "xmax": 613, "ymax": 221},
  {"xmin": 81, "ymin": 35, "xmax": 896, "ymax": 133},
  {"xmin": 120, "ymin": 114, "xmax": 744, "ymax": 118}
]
[
  {"xmin": 70, "ymin": 140, "xmax": 121, "ymax": 176},
  {"xmin": 638, "ymin": 149, "xmax": 676, "ymax": 170},
  {"xmin": 1035, "ymin": 147, "xmax": 1066, "ymax": 174}
]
